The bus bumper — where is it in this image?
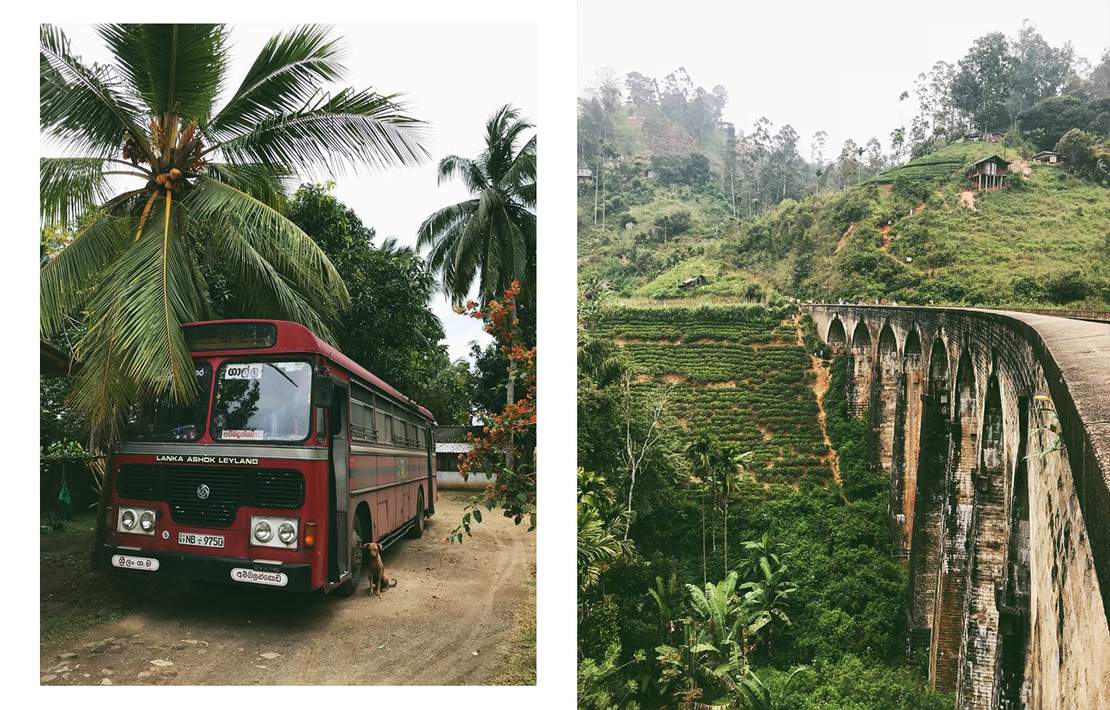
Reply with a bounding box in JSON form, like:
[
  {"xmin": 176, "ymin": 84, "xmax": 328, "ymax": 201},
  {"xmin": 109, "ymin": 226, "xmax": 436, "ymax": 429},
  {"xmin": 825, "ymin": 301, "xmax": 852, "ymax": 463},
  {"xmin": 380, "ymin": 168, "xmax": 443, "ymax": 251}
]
[{"xmin": 99, "ymin": 545, "xmax": 315, "ymax": 592}]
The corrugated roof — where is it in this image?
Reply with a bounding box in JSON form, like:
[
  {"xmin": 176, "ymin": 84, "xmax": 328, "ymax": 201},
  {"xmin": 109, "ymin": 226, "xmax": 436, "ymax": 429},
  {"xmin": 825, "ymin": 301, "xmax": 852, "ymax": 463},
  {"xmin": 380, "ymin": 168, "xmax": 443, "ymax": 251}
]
[
  {"xmin": 967, "ymin": 154, "xmax": 1009, "ymax": 169},
  {"xmin": 434, "ymin": 425, "xmax": 485, "ymax": 444}
]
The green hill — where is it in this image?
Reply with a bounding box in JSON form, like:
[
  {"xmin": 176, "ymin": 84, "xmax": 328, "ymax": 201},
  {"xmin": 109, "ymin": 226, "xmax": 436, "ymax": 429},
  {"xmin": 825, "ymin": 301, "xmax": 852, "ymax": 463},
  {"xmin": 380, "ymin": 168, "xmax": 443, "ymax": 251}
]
[{"xmin": 581, "ymin": 141, "xmax": 1110, "ymax": 309}]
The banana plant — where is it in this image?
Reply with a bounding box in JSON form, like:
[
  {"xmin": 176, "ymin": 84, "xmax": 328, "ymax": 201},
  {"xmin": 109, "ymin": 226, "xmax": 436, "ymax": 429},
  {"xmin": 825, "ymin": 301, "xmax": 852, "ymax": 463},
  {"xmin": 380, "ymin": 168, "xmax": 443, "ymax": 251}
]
[{"xmin": 738, "ymin": 540, "xmax": 797, "ymax": 658}]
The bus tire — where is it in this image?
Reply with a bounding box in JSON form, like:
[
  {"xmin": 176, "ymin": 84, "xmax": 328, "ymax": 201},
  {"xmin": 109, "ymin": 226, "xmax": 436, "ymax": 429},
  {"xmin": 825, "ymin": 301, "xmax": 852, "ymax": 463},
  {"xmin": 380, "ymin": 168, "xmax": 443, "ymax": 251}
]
[
  {"xmin": 409, "ymin": 489, "xmax": 425, "ymax": 539},
  {"xmin": 335, "ymin": 516, "xmax": 367, "ymax": 597}
]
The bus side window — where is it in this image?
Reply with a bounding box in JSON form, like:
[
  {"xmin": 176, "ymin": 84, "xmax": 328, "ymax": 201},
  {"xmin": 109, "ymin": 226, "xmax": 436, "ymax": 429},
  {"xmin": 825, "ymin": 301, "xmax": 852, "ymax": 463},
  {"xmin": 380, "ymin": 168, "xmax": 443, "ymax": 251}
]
[
  {"xmin": 376, "ymin": 409, "xmax": 388, "ymax": 444},
  {"xmin": 315, "ymin": 406, "xmax": 326, "ymax": 441}
]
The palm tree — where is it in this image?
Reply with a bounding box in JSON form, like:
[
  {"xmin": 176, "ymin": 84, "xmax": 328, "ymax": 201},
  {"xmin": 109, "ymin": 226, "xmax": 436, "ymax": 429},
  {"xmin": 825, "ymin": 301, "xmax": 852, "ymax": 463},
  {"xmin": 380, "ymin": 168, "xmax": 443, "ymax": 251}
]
[
  {"xmin": 40, "ymin": 24, "xmax": 427, "ymax": 438},
  {"xmin": 416, "ymin": 104, "xmax": 536, "ymax": 309},
  {"xmin": 684, "ymin": 437, "xmax": 715, "ymax": 587},
  {"xmin": 417, "ymin": 104, "xmax": 535, "ymax": 470}
]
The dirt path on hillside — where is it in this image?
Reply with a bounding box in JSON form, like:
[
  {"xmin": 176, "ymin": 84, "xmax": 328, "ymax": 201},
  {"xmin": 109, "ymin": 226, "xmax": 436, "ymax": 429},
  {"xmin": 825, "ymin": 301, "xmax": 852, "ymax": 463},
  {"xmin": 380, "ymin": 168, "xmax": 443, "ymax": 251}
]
[
  {"xmin": 792, "ymin": 315, "xmax": 842, "ymax": 488},
  {"xmin": 39, "ymin": 493, "xmax": 535, "ymax": 686}
]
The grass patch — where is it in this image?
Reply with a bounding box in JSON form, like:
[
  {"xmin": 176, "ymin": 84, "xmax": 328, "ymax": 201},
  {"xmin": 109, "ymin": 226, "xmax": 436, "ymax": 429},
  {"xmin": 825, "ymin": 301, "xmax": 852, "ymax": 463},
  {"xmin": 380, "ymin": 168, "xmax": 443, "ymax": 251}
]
[
  {"xmin": 40, "ymin": 512, "xmax": 142, "ymax": 644},
  {"xmin": 492, "ymin": 560, "xmax": 537, "ymax": 685}
]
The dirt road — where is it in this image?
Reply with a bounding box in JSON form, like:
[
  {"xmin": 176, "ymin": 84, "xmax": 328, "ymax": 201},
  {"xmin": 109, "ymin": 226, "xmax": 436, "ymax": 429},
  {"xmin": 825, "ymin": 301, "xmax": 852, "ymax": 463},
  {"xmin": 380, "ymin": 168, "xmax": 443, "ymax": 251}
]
[{"xmin": 39, "ymin": 492, "xmax": 535, "ymax": 686}]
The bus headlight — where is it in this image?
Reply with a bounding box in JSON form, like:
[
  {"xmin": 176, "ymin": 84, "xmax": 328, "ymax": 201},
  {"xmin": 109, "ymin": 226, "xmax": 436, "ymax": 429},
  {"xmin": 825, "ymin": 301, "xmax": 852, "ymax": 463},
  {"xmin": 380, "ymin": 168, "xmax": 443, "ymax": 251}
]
[
  {"xmin": 278, "ymin": 522, "xmax": 296, "ymax": 545},
  {"xmin": 117, "ymin": 506, "xmax": 156, "ymax": 535},
  {"xmin": 250, "ymin": 516, "xmax": 298, "ymax": 549},
  {"xmin": 253, "ymin": 520, "xmax": 273, "ymax": 543}
]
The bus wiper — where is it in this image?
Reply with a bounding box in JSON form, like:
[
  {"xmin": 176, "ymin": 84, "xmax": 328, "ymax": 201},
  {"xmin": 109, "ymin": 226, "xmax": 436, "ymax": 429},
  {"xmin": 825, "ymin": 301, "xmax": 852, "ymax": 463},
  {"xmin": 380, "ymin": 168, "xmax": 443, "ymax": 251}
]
[{"xmin": 264, "ymin": 362, "xmax": 299, "ymax": 388}]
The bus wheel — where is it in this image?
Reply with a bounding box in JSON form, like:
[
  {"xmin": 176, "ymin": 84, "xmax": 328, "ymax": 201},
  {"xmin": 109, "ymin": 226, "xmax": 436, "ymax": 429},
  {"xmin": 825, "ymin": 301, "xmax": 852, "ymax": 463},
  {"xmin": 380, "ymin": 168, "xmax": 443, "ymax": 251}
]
[
  {"xmin": 335, "ymin": 528, "xmax": 364, "ymax": 597},
  {"xmin": 409, "ymin": 490, "xmax": 425, "ymax": 539}
]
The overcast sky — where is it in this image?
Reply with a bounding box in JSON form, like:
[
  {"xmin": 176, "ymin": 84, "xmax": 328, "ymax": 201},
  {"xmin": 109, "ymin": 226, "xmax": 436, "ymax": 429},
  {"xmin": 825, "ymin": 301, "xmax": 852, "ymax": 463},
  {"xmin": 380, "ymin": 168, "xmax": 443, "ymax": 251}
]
[
  {"xmin": 56, "ymin": 23, "xmax": 538, "ymax": 364},
  {"xmin": 578, "ymin": 0, "xmax": 1109, "ymax": 158}
]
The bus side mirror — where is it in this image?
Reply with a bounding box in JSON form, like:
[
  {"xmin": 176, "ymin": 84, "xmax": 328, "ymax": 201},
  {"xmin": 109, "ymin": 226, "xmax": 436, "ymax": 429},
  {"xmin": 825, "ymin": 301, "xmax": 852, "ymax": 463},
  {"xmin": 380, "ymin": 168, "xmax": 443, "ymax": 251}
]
[{"xmin": 312, "ymin": 374, "xmax": 334, "ymax": 407}]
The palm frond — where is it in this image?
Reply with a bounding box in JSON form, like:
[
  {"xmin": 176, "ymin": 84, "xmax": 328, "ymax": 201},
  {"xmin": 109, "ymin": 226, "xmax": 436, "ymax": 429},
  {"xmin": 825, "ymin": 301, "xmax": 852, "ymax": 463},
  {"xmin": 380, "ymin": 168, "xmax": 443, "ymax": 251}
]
[
  {"xmin": 186, "ymin": 176, "xmax": 349, "ymax": 312},
  {"xmin": 503, "ymin": 133, "xmax": 537, "ymax": 199},
  {"xmin": 436, "ymin": 155, "xmax": 488, "ymax": 192},
  {"xmin": 40, "ymin": 209, "xmax": 132, "ymax": 336},
  {"xmin": 209, "ymin": 227, "xmax": 336, "ymax": 337},
  {"xmin": 75, "ymin": 195, "xmax": 205, "ymax": 416},
  {"xmin": 40, "ymin": 24, "xmax": 151, "ymax": 159},
  {"xmin": 205, "ymin": 162, "xmax": 292, "ymax": 210},
  {"xmin": 40, "ymin": 158, "xmax": 119, "ymax": 231},
  {"xmin": 213, "ymin": 87, "xmax": 428, "ymax": 177},
  {"xmin": 207, "ymin": 25, "xmax": 345, "ymax": 138},
  {"xmin": 98, "ymin": 23, "xmax": 227, "ymax": 123}
]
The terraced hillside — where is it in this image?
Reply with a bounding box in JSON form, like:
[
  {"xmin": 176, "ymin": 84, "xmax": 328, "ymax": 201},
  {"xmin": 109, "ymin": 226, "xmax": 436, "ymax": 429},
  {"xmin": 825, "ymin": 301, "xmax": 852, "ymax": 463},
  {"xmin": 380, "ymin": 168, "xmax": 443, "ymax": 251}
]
[{"xmin": 598, "ymin": 303, "xmax": 833, "ymax": 485}]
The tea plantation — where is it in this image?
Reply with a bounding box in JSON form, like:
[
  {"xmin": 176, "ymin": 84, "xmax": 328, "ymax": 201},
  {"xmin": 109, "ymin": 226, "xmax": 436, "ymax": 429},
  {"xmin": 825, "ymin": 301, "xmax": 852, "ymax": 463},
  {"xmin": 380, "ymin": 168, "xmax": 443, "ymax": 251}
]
[{"xmin": 603, "ymin": 303, "xmax": 832, "ymax": 484}]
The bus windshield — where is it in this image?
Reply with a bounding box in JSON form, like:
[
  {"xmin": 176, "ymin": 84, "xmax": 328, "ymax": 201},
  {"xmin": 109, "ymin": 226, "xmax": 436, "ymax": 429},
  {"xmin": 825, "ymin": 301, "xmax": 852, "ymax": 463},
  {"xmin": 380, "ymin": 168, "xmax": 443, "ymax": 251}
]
[
  {"xmin": 123, "ymin": 362, "xmax": 212, "ymax": 442},
  {"xmin": 211, "ymin": 361, "xmax": 312, "ymax": 442}
]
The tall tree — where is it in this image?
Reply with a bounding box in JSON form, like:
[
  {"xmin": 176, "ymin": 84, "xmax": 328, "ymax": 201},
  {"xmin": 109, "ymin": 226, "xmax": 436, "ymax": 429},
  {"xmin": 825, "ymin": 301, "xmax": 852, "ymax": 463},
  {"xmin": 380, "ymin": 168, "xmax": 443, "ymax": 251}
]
[
  {"xmin": 1009, "ymin": 21, "xmax": 1075, "ymax": 116},
  {"xmin": 625, "ymin": 71, "xmax": 660, "ymax": 107},
  {"xmin": 416, "ymin": 104, "xmax": 536, "ymax": 311},
  {"xmin": 39, "ymin": 24, "xmax": 427, "ymax": 438},
  {"xmin": 951, "ymin": 32, "xmax": 1015, "ymax": 132}
]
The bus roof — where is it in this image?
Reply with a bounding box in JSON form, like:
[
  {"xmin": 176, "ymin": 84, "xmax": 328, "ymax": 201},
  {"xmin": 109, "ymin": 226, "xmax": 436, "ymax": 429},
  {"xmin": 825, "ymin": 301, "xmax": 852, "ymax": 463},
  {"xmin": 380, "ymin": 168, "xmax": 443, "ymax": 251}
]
[{"xmin": 182, "ymin": 319, "xmax": 436, "ymax": 422}]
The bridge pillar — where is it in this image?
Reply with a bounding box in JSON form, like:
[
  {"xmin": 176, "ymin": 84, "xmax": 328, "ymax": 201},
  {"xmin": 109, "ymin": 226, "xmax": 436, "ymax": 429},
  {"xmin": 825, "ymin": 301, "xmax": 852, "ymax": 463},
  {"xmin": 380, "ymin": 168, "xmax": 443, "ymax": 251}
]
[
  {"xmin": 847, "ymin": 321, "xmax": 874, "ymax": 417},
  {"xmin": 908, "ymin": 338, "xmax": 952, "ymax": 650},
  {"xmin": 930, "ymin": 350, "xmax": 978, "ymax": 693},
  {"xmin": 876, "ymin": 324, "xmax": 900, "ymax": 476},
  {"xmin": 959, "ymin": 370, "xmax": 1009, "ymax": 709},
  {"xmin": 995, "ymin": 395, "xmax": 1032, "ymax": 708},
  {"xmin": 894, "ymin": 329, "xmax": 925, "ymax": 558}
]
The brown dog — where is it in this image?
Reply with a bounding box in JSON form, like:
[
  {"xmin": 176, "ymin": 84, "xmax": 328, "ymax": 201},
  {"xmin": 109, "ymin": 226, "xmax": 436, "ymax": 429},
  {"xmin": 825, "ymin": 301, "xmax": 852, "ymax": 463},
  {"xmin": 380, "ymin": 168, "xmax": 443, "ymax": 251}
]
[{"xmin": 362, "ymin": 542, "xmax": 396, "ymax": 597}]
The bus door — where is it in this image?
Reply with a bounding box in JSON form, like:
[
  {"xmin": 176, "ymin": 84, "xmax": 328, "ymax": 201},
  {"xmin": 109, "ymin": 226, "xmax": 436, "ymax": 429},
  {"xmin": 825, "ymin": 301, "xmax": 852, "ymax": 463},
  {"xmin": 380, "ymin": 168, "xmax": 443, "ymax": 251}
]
[{"xmin": 329, "ymin": 384, "xmax": 352, "ymax": 579}]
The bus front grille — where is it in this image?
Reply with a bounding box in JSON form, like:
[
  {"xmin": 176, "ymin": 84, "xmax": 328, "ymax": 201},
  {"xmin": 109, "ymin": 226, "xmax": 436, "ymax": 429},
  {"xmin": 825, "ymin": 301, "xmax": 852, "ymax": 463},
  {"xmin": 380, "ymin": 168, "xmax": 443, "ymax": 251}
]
[
  {"xmin": 116, "ymin": 465, "xmax": 305, "ymax": 528},
  {"xmin": 253, "ymin": 470, "xmax": 305, "ymax": 508},
  {"xmin": 164, "ymin": 468, "xmax": 247, "ymax": 527}
]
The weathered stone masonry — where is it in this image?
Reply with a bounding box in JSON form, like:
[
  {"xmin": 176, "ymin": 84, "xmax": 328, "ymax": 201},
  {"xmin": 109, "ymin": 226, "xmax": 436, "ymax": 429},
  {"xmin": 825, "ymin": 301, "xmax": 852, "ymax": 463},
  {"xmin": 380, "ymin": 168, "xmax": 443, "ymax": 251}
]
[{"xmin": 805, "ymin": 305, "xmax": 1110, "ymax": 710}]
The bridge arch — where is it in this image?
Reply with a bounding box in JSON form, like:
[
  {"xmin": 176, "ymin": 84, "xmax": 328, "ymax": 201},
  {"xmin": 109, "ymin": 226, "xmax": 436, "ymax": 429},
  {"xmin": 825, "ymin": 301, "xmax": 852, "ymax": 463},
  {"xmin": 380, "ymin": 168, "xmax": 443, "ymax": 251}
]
[
  {"xmin": 904, "ymin": 325, "xmax": 923, "ymax": 360},
  {"xmin": 827, "ymin": 317, "xmax": 846, "ymax": 348},
  {"xmin": 847, "ymin": 320, "xmax": 876, "ymax": 416},
  {"xmin": 851, "ymin": 320, "xmax": 872, "ymax": 351},
  {"xmin": 878, "ymin": 321, "xmax": 898, "ymax": 359}
]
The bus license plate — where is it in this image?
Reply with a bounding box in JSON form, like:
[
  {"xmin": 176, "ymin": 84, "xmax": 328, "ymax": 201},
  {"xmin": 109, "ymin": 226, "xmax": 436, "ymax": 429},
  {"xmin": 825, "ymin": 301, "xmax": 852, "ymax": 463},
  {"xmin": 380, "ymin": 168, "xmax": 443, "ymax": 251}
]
[
  {"xmin": 178, "ymin": 532, "xmax": 225, "ymax": 549},
  {"xmin": 112, "ymin": 554, "xmax": 159, "ymax": 571}
]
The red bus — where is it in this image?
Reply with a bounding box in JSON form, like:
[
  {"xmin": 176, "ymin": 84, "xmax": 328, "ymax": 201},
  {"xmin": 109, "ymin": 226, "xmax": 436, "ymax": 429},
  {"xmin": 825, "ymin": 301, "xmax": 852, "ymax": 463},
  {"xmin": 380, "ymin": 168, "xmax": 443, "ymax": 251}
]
[{"xmin": 96, "ymin": 319, "xmax": 436, "ymax": 596}]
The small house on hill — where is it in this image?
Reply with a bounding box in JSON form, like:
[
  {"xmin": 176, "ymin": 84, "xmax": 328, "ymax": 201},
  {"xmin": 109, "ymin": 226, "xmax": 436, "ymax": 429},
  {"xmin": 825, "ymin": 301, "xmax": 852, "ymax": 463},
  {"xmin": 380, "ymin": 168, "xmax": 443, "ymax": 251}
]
[
  {"xmin": 1032, "ymin": 150, "xmax": 1063, "ymax": 165},
  {"xmin": 577, "ymin": 167, "xmax": 593, "ymax": 184},
  {"xmin": 679, "ymin": 274, "xmax": 707, "ymax": 289},
  {"xmin": 433, "ymin": 425, "xmax": 487, "ymax": 490},
  {"xmin": 966, "ymin": 155, "xmax": 1010, "ymax": 191}
]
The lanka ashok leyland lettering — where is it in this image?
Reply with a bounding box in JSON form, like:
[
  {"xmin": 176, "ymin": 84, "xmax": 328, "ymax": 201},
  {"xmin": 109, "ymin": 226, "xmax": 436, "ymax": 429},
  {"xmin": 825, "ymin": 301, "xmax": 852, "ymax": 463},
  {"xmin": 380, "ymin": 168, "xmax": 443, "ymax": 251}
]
[{"xmin": 96, "ymin": 319, "xmax": 437, "ymax": 596}]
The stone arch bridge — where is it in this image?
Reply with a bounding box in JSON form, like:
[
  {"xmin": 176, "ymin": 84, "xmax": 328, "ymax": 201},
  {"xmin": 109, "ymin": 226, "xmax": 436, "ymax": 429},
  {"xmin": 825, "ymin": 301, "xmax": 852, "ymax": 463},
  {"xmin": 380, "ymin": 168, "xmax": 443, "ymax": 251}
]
[{"xmin": 805, "ymin": 304, "xmax": 1109, "ymax": 709}]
